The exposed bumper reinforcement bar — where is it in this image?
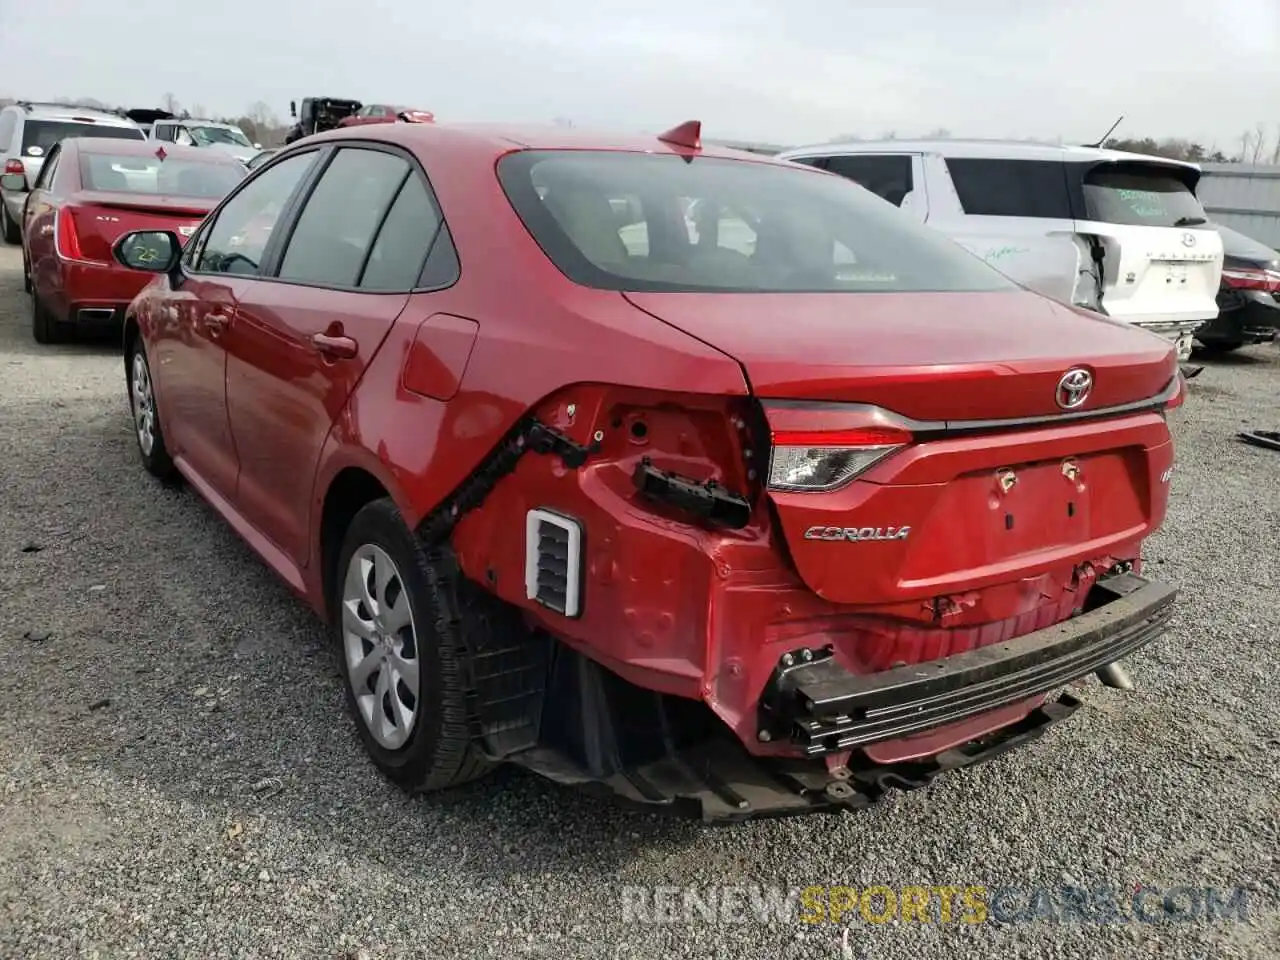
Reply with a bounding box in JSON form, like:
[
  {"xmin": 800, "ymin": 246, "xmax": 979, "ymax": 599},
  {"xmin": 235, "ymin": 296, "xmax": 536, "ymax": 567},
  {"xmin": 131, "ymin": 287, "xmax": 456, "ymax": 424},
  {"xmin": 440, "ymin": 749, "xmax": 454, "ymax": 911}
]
[{"xmin": 760, "ymin": 572, "xmax": 1177, "ymax": 756}]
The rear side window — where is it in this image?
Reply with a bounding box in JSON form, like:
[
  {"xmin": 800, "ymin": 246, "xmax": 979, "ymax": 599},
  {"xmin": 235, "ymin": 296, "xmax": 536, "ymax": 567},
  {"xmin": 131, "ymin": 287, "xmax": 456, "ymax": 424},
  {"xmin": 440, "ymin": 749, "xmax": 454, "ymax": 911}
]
[
  {"xmin": 945, "ymin": 158, "xmax": 1073, "ymax": 219},
  {"xmin": 20, "ymin": 120, "xmax": 145, "ymax": 157},
  {"xmin": 823, "ymin": 155, "xmax": 914, "ymax": 207},
  {"xmin": 276, "ymin": 147, "xmax": 410, "ymax": 287},
  {"xmin": 359, "ymin": 174, "xmax": 446, "ymax": 291},
  {"xmin": 1082, "ymin": 164, "xmax": 1207, "ymax": 228},
  {"xmin": 497, "ymin": 150, "xmax": 1015, "ymax": 294},
  {"xmin": 79, "ymin": 153, "xmax": 244, "ymax": 198}
]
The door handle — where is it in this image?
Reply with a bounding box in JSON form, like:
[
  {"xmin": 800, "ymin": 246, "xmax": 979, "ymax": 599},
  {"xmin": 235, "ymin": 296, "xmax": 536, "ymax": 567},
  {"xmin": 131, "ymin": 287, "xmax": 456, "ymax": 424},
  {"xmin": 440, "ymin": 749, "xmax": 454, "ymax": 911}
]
[{"xmin": 311, "ymin": 332, "xmax": 358, "ymax": 359}]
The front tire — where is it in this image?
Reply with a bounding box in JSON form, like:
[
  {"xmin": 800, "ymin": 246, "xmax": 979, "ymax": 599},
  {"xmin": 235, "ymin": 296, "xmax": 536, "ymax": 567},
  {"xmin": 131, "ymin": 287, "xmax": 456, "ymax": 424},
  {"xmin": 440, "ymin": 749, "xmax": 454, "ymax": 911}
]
[
  {"xmin": 127, "ymin": 337, "xmax": 178, "ymax": 482},
  {"xmin": 334, "ymin": 499, "xmax": 495, "ymax": 793}
]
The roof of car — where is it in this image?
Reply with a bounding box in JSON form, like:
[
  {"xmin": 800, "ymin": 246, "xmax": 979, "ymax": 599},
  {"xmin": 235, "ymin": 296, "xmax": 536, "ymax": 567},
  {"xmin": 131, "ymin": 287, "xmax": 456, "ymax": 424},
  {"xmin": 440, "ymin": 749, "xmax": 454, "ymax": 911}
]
[
  {"xmin": 777, "ymin": 137, "xmax": 1203, "ymax": 171},
  {"xmin": 12, "ymin": 102, "xmax": 139, "ymax": 126},
  {"xmin": 70, "ymin": 138, "xmax": 245, "ymax": 164},
  {"xmin": 301, "ymin": 120, "xmax": 798, "ymax": 166}
]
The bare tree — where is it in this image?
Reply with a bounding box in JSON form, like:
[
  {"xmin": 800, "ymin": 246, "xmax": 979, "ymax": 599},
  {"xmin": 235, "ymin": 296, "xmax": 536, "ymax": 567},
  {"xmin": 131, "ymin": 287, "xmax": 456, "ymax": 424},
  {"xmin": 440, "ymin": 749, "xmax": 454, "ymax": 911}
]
[
  {"xmin": 1251, "ymin": 122, "xmax": 1267, "ymax": 164},
  {"xmin": 160, "ymin": 92, "xmax": 181, "ymax": 115},
  {"xmin": 190, "ymin": 103, "xmax": 208, "ymax": 119},
  {"xmin": 923, "ymin": 127, "xmax": 952, "ymax": 139},
  {"xmin": 247, "ymin": 101, "xmax": 277, "ymax": 129},
  {"xmin": 1271, "ymin": 123, "xmax": 1280, "ymax": 165}
]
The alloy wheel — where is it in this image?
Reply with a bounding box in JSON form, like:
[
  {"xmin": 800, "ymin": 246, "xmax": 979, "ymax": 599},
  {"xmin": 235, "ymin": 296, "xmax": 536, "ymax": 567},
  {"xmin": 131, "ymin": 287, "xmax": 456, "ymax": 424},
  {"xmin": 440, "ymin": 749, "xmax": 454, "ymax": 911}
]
[
  {"xmin": 130, "ymin": 351, "xmax": 157, "ymax": 456},
  {"xmin": 341, "ymin": 544, "xmax": 421, "ymax": 750}
]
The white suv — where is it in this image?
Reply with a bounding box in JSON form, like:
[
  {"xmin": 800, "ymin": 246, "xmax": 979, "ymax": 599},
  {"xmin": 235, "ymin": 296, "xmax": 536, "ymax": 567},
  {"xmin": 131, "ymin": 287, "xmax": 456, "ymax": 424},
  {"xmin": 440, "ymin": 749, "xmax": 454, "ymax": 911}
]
[
  {"xmin": 0, "ymin": 101, "xmax": 145, "ymax": 243},
  {"xmin": 776, "ymin": 139, "xmax": 1225, "ymax": 360}
]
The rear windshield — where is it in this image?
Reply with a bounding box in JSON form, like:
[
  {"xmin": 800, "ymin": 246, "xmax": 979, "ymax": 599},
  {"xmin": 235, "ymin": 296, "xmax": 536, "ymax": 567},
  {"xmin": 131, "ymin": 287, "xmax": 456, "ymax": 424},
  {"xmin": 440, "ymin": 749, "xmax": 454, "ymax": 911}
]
[
  {"xmin": 1083, "ymin": 164, "xmax": 1207, "ymax": 228},
  {"xmin": 21, "ymin": 121, "xmax": 144, "ymax": 157},
  {"xmin": 497, "ymin": 151, "xmax": 1016, "ymax": 294},
  {"xmin": 79, "ymin": 153, "xmax": 244, "ymax": 199}
]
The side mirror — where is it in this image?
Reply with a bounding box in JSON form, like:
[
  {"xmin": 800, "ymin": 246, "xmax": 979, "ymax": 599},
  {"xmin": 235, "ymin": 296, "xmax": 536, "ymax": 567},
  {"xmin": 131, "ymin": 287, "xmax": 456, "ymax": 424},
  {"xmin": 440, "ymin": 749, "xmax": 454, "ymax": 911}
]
[
  {"xmin": 113, "ymin": 230, "xmax": 181, "ymax": 273},
  {"xmin": 0, "ymin": 172, "xmax": 26, "ymax": 192},
  {"xmin": 289, "ymin": 101, "xmax": 297, "ymax": 118}
]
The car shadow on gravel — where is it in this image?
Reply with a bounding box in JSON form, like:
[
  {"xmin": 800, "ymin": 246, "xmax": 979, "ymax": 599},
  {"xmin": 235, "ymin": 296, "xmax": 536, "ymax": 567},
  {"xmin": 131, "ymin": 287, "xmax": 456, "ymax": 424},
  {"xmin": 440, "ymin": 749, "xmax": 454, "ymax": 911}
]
[{"xmin": 1, "ymin": 426, "xmax": 711, "ymax": 883}]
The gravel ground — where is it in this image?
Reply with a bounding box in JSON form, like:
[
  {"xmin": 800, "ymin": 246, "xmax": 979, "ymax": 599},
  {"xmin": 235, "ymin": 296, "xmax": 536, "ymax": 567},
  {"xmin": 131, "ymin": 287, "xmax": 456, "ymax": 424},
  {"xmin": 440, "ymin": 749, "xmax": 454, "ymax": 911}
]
[{"xmin": 0, "ymin": 242, "xmax": 1277, "ymax": 960}]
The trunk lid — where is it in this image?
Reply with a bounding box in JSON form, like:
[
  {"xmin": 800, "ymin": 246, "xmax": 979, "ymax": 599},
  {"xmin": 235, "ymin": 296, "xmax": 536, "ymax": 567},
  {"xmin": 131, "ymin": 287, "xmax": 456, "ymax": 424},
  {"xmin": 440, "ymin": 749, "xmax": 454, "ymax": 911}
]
[
  {"xmin": 68, "ymin": 191, "xmax": 212, "ymax": 262},
  {"xmin": 624, "ymin": 287, "xmax": 1178, "ymax": 606},
  {"xmin": 622, "ymin": 288, "xmax": 1176, "ymax": 421}
]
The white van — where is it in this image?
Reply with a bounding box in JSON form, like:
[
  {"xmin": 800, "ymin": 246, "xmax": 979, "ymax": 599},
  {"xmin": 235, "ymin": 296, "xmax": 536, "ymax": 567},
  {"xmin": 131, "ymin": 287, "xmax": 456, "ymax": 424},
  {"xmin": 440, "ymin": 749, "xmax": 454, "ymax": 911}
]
[{"xmin": 776, "ymin": 139, "xmax": 1225, "ymax": 360}]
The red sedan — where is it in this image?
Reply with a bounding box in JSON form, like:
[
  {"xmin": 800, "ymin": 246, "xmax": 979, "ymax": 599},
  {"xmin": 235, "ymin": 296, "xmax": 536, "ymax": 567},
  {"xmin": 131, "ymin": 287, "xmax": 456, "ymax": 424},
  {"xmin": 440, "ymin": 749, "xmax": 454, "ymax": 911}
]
[
  {"xmin": 18, "ymin": 137, "xmax": 246, "ymax": 343},
  {"xmin": 337, "ymin": 104, "xmax": 435, "ymax": 127},
  {"xmin": 109, "ymin": 122, "xmax": 1181, "ymax": 820}
]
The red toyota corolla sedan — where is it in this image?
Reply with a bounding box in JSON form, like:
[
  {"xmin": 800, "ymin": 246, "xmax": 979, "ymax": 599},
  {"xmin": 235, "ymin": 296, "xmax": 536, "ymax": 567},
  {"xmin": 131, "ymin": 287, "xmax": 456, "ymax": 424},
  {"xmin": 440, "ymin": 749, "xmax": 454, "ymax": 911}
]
[
  {"xmin": 18, "ymin": 137, "xmax": 246, "ymax": 343},
  {"xmin": 110, "ymin": 121, "xmax": 1183, "ymax": 820}
]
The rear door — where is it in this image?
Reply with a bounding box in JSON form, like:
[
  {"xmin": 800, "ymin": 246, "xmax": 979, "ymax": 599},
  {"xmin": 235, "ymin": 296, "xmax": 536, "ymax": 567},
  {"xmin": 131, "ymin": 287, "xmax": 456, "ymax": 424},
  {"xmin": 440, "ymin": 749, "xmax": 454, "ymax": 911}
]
[
  {"xmin": 225, "ymin": 143, "xmax": 448, "ymax": 565},
  {"xmin": 931, "ymin": 155, "xmax": 1086, "ymax": 308},
  {"xmin": 1072, "ymin": 161, "xmax": 1223, "ymax": 336}
]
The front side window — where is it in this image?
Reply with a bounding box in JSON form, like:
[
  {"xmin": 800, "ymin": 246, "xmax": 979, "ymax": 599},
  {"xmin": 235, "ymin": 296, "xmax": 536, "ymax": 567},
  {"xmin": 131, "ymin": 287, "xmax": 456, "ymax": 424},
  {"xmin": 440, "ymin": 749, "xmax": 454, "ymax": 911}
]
[
  {"xmin": 80, "ymin": 152, "xmax": 244, "ymax": 198},
  {"xmin": 20, "ymin": 120, "xmax": 145, "ymax": 156},
  {"xmin": 1082, "ymin": 163, "xmax": 1208, "ymax": 228},
  {"xmin": 193, "ymin": 151, "xmax": 317, "ymax": 275},
  {"xmin": 498, "ymin": 150, "xmax": 1014, "ymax": 294},
  {"xmin": 945, "ymin": 158, "xmax": 1073, "ymax": 220},
  {"xmin": 276, "ymin": 147, "xmax": 411, "ymax": 287}
]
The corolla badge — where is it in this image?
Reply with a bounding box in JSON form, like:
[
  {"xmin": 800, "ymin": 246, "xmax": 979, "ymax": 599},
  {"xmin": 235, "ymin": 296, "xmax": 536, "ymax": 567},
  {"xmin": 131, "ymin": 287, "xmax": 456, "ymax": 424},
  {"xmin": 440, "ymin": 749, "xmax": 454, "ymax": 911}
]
[
  {"xmin": 803, "ymin": 526, "xmax": 910, "ymax": 542},
  {"xmin": 1055, "ymin": 368, "xmax": 1093, "ymax": 410},
  {"xmin": 1182, "ymin": 232, "xmax": 1196, "ymax": 247}
]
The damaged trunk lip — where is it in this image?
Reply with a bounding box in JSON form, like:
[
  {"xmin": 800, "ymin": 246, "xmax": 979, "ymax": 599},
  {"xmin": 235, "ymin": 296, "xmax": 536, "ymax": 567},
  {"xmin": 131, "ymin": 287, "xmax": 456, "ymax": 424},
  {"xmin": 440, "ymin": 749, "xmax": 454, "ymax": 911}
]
[{"xmin": 760, "ymin": 375, "xmax": 1180, "ymax": 437}]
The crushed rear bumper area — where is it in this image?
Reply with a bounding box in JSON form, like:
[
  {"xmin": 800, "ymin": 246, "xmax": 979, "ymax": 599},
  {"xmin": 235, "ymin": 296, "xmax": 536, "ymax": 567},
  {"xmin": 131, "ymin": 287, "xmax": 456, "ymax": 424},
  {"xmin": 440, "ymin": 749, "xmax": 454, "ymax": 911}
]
[
  {"xmin": 488, "ymin": 572, "xmax": 1175, "ymax": 821},
  {"xmin": 759, "ymin": 571, "xmax": 1176, "ymax": 756}
]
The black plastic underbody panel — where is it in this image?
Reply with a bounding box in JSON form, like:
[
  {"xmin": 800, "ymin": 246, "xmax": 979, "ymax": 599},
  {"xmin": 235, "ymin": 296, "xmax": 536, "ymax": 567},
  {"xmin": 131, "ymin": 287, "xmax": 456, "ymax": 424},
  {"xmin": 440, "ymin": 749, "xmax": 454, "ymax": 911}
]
[{"xmin": 760, "ymin": 572, "xmax": 1177, "ymax": 756}]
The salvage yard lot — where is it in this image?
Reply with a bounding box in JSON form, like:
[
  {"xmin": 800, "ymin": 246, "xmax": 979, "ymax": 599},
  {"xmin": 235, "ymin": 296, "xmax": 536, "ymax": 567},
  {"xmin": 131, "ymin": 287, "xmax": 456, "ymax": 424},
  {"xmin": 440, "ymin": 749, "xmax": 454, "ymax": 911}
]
[{"xmin": 0, "ymin": 243, "xmax": 1277, "ymax": 959}]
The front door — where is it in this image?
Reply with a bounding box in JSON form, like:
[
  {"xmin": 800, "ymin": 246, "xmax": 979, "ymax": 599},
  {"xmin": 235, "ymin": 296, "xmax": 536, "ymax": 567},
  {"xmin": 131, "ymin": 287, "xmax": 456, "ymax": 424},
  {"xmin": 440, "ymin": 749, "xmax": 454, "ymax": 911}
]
[
  {"xmin": 225, "ymin": 145, "xmax": 449, "ymax": 567},
  {"xmin": 156, "ymin": 149, "xmax": 321, "ymax": 500}
]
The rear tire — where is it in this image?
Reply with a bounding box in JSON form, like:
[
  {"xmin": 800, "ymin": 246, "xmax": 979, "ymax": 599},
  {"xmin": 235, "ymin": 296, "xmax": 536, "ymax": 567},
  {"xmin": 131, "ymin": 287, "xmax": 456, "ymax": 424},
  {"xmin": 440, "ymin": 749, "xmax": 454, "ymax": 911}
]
[
  {"xmin": 0, "ymin": 203, "xmax": 19, "ymax": 245},
  {"xmin": 334, "ymin": 499, "xmax": 496, "ymax": 794},
  {"xmin": 127, "ymin": 336, "xmax": 178, "ymax": 482},
  {"xmin": 30, "ymin": 289, "xmax": 62, "ymax": 344}
]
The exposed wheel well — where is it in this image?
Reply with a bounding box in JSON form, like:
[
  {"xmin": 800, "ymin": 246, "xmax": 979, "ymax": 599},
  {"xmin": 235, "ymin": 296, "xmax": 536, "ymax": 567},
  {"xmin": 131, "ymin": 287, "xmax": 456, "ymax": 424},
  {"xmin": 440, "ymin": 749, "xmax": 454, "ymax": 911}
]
[{"xmin": 320, "ymin": 467, "xmax": 391, "ymax": 613}]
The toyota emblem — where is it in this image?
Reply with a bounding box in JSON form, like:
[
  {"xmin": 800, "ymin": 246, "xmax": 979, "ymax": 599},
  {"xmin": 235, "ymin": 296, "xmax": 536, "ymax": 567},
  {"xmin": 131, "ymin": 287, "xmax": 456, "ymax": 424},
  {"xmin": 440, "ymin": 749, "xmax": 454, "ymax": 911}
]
[
  {"xmin": 1182, "ymin": 232, "xmax": 1196, "ymax": 247},
  {"xmin": 1055, "ymin": 368, "xmax": 1093, "ymax": 410}
]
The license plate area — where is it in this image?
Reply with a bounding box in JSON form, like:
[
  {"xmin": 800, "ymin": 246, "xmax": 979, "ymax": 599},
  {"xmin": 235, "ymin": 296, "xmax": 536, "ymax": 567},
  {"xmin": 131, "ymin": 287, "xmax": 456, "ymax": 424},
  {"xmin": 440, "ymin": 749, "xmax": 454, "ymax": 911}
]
[{"xmin": 903, "ymin": 453, "xmax": 1147, "ymax": 581}]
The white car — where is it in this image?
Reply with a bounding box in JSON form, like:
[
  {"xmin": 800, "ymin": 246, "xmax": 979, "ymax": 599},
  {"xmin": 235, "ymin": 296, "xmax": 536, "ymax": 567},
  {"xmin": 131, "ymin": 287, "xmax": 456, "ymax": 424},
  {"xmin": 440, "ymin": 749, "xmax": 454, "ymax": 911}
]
[
  {"xmin": 776, "ymin": 139, "xmax": 1225, "ymax": 360},
  {"xmin": 149, "ymin": 117, "xmax": 261, "ymax": 165}
]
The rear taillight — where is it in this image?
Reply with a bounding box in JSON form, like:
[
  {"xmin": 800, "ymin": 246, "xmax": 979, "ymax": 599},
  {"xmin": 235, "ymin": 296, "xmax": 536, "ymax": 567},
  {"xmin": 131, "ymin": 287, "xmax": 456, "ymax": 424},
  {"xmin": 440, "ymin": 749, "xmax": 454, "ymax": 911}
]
[
  {"xmin": 1222, "ymin": 265, "xmax": 1280, "ymax": 294},
  {"xmin": 767, "ymin": 426, "xmax": 912, "ymax": 492},
  {"xmin": 55, "ymin": 209, "xmax": 88, "ymax": 262},
  {"xmin": 1166, "ymin": 374, "xmax": 1187, "ymax": 410},
  {"xmin": 3, "ymin": 159, "xmax": 24, "ymax": 176}
]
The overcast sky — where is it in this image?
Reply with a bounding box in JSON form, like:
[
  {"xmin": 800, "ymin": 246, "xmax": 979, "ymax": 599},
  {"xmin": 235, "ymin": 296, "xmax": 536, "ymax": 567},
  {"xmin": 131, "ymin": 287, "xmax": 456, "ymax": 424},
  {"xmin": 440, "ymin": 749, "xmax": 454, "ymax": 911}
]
[{"xmin": 2, "ymin": 0, "xmax": 1277, "ymax": 150}]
